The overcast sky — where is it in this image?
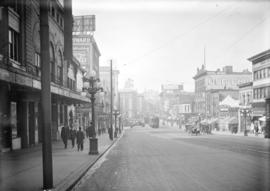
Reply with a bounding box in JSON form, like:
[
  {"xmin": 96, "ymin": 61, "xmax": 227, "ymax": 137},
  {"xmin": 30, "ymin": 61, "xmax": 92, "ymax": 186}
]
[{"xmin": 72, "ymin": 0, "xmax": 270, "ymax": 93}]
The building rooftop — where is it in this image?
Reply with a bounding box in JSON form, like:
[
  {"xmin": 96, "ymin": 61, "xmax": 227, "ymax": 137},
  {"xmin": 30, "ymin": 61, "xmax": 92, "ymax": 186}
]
[
  {"xmin": 193, "ymin": 65, "xmax": 251, "ymax": 80},
  {"xmin": 248, "ymin": 49, "xmax": 270, "ymax": 64}
]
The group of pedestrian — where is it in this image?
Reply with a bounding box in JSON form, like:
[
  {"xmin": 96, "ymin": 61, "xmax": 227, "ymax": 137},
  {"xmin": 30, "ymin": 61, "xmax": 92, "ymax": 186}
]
[{"xmin": 61, "ymin": 125, "xmax": 85, "ymax": 151}]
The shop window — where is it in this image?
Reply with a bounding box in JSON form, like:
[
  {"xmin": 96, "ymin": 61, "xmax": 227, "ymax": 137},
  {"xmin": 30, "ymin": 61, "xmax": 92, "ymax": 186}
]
[{"xmin": 9, "ymin": 29, "xmax": 20, "ymax": 63}]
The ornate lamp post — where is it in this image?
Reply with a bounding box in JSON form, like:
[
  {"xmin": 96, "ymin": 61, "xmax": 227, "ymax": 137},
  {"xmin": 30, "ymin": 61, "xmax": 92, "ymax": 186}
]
[
  {"xmin": 83, "ymin": 71, "xmax": 103, "ymax": 155},
  {"xmin": 240, "ymin": 107, "xmax": 251, "ymax": 136},
  {"xmin": 113, "ymin": 109, "xmax": 120, "ymax": 137}
]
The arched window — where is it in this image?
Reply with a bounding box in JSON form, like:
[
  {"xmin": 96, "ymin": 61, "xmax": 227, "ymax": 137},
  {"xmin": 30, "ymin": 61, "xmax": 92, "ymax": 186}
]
[
  {"xmin": 50, "ymin": 43, "xmax": 55, "ymax": 82},
  {"xmin": 57, "ymin": 50, "xmax": 63, "ymax": 85}
]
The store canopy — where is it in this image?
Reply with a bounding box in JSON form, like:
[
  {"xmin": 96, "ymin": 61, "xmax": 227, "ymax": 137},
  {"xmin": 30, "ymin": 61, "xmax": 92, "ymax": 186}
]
[
  {"xmin": 219, "ymin": 95, "xmax": 239, "ymax": 108},
  {"xmin": 259, "ymin": 116, "xmax": 266, "ymax": 121}
]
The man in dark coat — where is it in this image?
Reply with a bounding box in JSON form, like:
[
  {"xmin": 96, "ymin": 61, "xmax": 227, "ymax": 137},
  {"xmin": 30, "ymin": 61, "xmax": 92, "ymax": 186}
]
[
  {"xmin": 76, "ymin": 127, "xmax": 84, "ymax": 151},
  {"xmin": 61, "ymin": 125, "xmax": 69, "ymax": 149},
  {"xmin": 70, "ymin": 127, "xmax": 76, "ymax": 148}
]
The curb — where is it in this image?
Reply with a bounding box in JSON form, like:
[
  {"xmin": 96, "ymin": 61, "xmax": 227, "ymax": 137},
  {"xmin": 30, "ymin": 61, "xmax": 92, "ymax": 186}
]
[
  {"xmin": 212, "ymin": 132, "xmax": 264, "ymax": 138},
  {"xmin": 54, "ymin": 132, "xmax": 124, "ymax": 191}
]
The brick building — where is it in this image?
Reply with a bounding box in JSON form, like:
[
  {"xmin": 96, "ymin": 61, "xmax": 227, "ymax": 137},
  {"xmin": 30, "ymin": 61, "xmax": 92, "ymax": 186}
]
[
  {"xmin": 193, "ymin": 65, "xmax": 252, "ymax": 118},
  {"xmin": 0, "ymin": 0, "xmax": 89, "ymax": 151}
]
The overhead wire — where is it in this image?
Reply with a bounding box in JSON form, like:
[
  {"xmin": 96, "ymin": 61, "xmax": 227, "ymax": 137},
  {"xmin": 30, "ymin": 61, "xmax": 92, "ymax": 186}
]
[{"xmin": 123, "ymin": 3, "xmax": 236, "ymax": 66}]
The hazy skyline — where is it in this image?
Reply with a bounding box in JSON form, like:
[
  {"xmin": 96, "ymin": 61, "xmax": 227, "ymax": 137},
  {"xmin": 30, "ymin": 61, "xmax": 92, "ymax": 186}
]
[{"xmin": 73, "ymin": 0, "xmax": 270, "ymax": 92}]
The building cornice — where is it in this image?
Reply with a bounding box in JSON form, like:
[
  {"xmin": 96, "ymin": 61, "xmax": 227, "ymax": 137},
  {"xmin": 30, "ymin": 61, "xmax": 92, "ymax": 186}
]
[
  {"xmin": 248, "ymin": 49, "xmax": 270, "ymax": 64},
  {"xmin": 238, "ymin": 81, "xmax": 253, "ymax": 88}
]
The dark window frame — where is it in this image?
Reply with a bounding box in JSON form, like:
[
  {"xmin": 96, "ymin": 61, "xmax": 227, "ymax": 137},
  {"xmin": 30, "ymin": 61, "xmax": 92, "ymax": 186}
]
[{"xmin": 8, "ymin": 28, "xmax": 20, "ymax": 63}]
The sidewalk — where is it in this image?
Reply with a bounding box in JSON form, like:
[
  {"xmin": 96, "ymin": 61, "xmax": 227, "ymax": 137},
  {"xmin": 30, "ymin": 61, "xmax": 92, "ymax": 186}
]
[
  {"xmin": 0, "ymin": 132, "xmax": 119, "ymax": 191},
  {"xmin": 212, "ymin": 130, "xmax": 264, "ymax": 138}
]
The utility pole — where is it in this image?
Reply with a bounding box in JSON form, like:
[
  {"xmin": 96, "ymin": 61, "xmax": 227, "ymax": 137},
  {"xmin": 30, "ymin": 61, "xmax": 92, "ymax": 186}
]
[
  {"xmin": 110, "ymin": 60, "xmax": 113, "ymax": 140},
  {"xmin": 40, "ymin": 0, "xmax": 53, "ymax": 189}
]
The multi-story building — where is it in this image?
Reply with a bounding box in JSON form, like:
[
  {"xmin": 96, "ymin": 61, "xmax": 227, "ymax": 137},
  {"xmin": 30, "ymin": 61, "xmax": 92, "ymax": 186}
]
[
  {"xmin": 0, "ymin": 0, "xmax": 89, "ymax": 151},
  {"xmin": 119, "ymin": 79, "xmax": 138, "ymax": 120},
  {"xmin": 141, "ymin": 90, "xmax": 161, "ymax": 119},
  {"xmin": 72, "ymin": 15, "xmax": 102, "ymax": 132},
  {"xmin": 193, "ymin": 65, "xmax": 252, "ymax": 118},
  {"xmin": 248, "ymin": 49, "xmax": 270, "ymax": 120},
  {"xmin": 160, "ymin": 84, "xmax": 183, "ymax": 113},
  {"xmin": 98, "ymin": 66, "xmax": 119, "ymax": 132},
  {"xmin": 99, "ymin": 66, "xmax": 120, "ymax": 111},
  {"xmin": 119, "ymin": 89, "xmax": 138, "ymax": 119}
]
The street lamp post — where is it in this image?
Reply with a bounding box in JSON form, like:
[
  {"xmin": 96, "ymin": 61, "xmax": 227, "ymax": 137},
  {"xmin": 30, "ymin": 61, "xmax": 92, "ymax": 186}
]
[
  {"xmin": 83, "ymin": 71, "xmax": 103, "ymax": 155},
  {"xmin": 113, "ymin": 110, "xmax": 120, "ymax": 137},
  {"xmin": 240, "ymin": 107, "xmax": 251, "ymax": 136}
]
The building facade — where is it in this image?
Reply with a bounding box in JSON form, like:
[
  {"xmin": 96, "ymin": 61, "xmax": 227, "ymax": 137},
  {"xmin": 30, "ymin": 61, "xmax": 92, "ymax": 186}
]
[
  {"xmin": 248, "ymin": 49, "xmax": 270, "ymax": 119},
  {"xmin": 119, "ymin": 90, "xmax": 138, "ymax": 120},
  {"xmin": 99, "ymin": 66, "xmax": 119, "ymax": 132},
  {"xmin": 160, "ymin": 84, "xmax": 183, "ymax": 113},
  {"xmin": 0, "ymin": 0, "xmax": 89, "ymax": 151},
  {"xmin": 193, "ymin": 65, "xmax": 252, "ymax": 118}
]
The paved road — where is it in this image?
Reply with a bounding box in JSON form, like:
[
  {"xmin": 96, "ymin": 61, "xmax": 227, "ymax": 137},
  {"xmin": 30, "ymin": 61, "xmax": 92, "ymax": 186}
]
[{"xmin": 75, "ymin": 126, "xmax": 270, "ymax": 191}]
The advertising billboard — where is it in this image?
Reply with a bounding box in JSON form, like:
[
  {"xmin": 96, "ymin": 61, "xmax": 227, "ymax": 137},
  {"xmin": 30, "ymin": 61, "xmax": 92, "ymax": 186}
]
[{"xmin": 73, "ymin": 15, "xmax": 96, "ymax": 34}]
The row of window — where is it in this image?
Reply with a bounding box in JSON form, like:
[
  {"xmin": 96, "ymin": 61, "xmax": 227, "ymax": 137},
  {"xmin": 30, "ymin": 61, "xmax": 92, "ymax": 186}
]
[
  {"xmin": 50, "ymin": 1, "xmax": 64, "ymax": 28},
  {"xmin": 9, "ymin": 29, "xmax": 69, "ymax": 90},
  {"xmin": 240, "ymin": 92, "xmax": 252, "ymax": 105},
  {"xmin": 253, "ymin": 87, "xmax": 270, "ymax": 100},
  {"xmin": 207, "ymin": 78, "xmax": 249, "ymax": 87},
  {"xmin": 253, "ymin": 67, "xmax": 270, "ymax": 81},
  {"xmin": 67, "ymin": 78, "xmax": 76, "ymax": 91}
]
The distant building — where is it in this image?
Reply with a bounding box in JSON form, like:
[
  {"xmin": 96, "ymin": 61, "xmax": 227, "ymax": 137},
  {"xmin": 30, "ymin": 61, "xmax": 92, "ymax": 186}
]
[
  {"xmin": 141, "ymin": 90, "xmax": 161, "ymax": 118},
  {"xmin": 160, "ymin": 84, "xmax": 183, "ymax": 113},
  {"xmin": 124, "ymin": 78, "xmax": 135, "ymax": 90},
  {"xmin": 248, "ymin": 49, "xmax": 270, "ymax": 120},
  {"xmin": 99, "ymin": 66, "xmax": 120, "ymax": 111},
  {"xmin": 193, "ymin": 65, "xmax": 252, "ymax": 117},
  {"xmin": 119, "ymin": 90, "xmax": 138, "ymax": 119}
]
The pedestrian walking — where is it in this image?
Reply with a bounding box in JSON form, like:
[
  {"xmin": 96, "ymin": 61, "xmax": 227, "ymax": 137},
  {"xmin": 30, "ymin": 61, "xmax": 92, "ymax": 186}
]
[
  {"xmin": 70, "ymin": 128, "xmax": 76, "ymax": 148},
  {"xmin": 76, "ymin": 127, "xmax": 84, "ymax": 151},
  {"xmin": 254, "ymin": 122, "xmax": 259, "ymax": 136},
  {"xmin": 61, "ymin": 125, "xmax": 69, "ymax": 149}
]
